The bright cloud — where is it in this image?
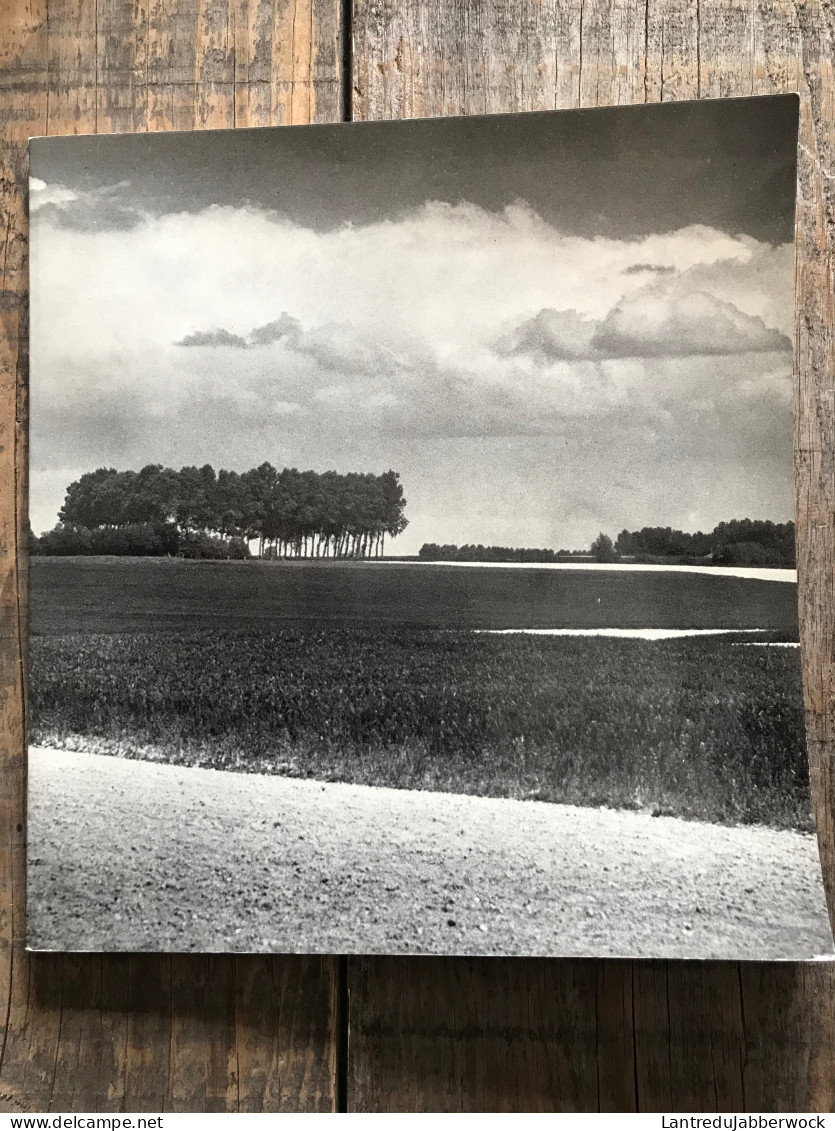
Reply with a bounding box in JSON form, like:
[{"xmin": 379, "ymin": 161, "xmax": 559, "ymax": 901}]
[
  {"xmin": 29, "ymin": 178, "xmax": 79, "ymax": 211},
  {"xmin": 593, "ymin": 285, "xmax": 790, "ymax": 358}
]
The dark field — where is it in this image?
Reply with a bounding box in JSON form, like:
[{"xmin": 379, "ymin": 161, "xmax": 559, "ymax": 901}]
[
  {"xmin": 29, "ymin": 556, "xmax": 799, "ymax": 635},
  {"xmin": 28, "ymin": 558, "xmax": 810, "ymax": 830}
]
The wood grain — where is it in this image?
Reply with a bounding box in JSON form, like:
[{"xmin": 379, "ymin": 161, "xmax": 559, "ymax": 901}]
[
  {"xmin": 0, "ymin": 0, "xmax": 343, "ymax": 1113},
  {"xmin": 2, "ymin": 0, "xmax": 834, "ymax": 1115},
  {"xmin": 348, "ymin": 0, "xmax": 835, "ymax": 1112}
]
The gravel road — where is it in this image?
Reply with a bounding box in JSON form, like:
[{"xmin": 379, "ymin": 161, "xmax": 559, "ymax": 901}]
[{"xmin": 27, "ymin": 747, "xmax": 834, "ymax": 959}]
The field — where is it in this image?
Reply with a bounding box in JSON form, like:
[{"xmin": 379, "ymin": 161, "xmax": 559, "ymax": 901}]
[
  {"xmin": 28, "ymin": 557, "xmax": 810, "ymax": 832},
  {"xmin": 30, "ymin": 556, "xmax": 799, "ymax": 634}
]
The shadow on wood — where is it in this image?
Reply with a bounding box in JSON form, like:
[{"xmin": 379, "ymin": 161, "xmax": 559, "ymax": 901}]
[
  {"xmin": 0, "ymin": 951, "xmax": 339, "ymax": 1112},
  {"xmin": 348, "ymin": 957, "xmax": 835, "ymax": 1111}
]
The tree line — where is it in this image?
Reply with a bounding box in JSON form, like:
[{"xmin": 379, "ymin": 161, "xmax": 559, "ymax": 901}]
[
  {"xmin": 32, "ymin": 463, "xmax": 408, "ymax": 559},
  {"xmin": 419, "ymin": 519, "xmax": 796, "ymax": 568},
  {"xmin": 418, "ymin": 543, "xmax": 589, "ymax": 563},
  {"xmin": 612, "ymin": 519, "xmax": 795, "ymax": 567}
]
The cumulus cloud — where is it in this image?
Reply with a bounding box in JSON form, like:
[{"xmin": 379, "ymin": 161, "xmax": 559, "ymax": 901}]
[
  {"xmin": 593, "ymin": 285, "xmax": 791, "ymax": 358},
  {"xmin": 249, "ymin": 312, "xmax": 301, "ymax": 345},
  {"xmin": 28, "ymin": 197, "xmax": 795, "ymax": 548},
  {"xmin": 287, "ymin": 323, "xmax": 400, "ymax": 374},
  {"xmin": 498, "ymin": 309, "xmax": 599, "ymax": 362},
  {"xmin": 176, "ymin": 327, "xmax": 249, "ymax": 349},
  {"xmin": 505, "ymin": 280, "xmax": 791, "ymax": 365},
  {"xmin": 179, "ymin": 310, "xmax": 400, "ymax": 374}
]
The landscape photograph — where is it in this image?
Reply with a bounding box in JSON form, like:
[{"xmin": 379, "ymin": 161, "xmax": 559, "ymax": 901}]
[{"xmin": 27, "ymin": 94, "xmax": 834, "ymax": 959}]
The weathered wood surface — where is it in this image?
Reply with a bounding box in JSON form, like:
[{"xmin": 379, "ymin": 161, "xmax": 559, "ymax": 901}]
[
  {"xmin": 1, "ymin": 0, "xmax": 834, "ymax": 1114},
  {"xmin": 0, "ymin": 0, "xmax": 342, "ymax": 1113},
  {"xmin": 347, "ymin": 0, "xmax": 835, "ymax": 1113}
]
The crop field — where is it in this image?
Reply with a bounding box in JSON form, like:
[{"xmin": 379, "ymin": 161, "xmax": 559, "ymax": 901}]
[
  {"xmin": 30, "ymin": 628, "xmax": 809, "ymax": 830},
  {"xmin": 29, "ymin": 558, "xmax": 809, "ymax": 831},
  {"xmin": 29, "ymin": 556, "xmax": 798, "ymax": 635}
]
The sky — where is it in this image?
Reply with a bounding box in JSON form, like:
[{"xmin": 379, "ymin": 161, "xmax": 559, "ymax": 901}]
[{"xmin": 29, "ymin": 95, "xmax": 800, "ymax": 553}]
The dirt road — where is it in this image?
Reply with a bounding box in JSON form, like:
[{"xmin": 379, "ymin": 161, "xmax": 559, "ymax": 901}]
[{"xmin": 27, "ymin": 747, "xmax": 834, "ymax": 959}]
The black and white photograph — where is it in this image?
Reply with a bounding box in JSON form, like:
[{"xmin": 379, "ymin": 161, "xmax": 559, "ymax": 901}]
[{"xmin": 27, "ymin": 94, "xmax": 834, "ymax": 959}]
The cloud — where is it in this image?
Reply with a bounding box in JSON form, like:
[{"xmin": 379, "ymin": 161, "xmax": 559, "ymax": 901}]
[
  {"xmin": 176, "ymin": 327, "xmax": 249, "ymax": 349},
  {"xmin": 622, "ymin": 263, "xmax": 675, "ymax": 275},
  {"xmin": 29, "ymin": 178, "xmax": 79, "ymax": 211},
  {"xmin": 175, "ymin": 311, "xmax": 402, "ymax": 377},
  {"xmin": 175, "ymin": 313, "xmax": 301, "ymax": 349},
  {"xmin": 593, "ymin": 285, "xmax": 791, "ymax": 357},
  {"xmin": 29, "ymin": 198, "xmax": 795, "ymax": 548},
  {"xmin": 504, "ymin": 280, "xmax": 791, "ymax": 365},
  {"xmin": 498, "ymin": 308, "xmax": 599, "ymax": 362},
  {"xmin": 282, "ymin": 323, "xmax": 401, "ymax": 375},
  {"xmin": 680, "ymin": 246, "xmax": 796, "ymax": 337},
  {"xmin": 249, "ymin": 312, "xmax": 301, "ymax": 345},
  {"xmin": 29, "ymin": 178, "xmax": 145, "ymax": 231}
]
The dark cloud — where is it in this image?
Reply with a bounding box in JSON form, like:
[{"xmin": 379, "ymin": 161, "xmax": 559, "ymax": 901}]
[
  {"xmin": 177, "ymin": 314, "xmax": 301, "ymax": 350},
  {"xmin": 622, "ymin": 263, "xmax": 675, "ymax": 275},
  {"xmin": 175, "ymin": 328, "xmax": 249, "ymax": 349},
  {"xmin": 174, "ymin": 313, "xmax": 399, "ymax": 376},
  {"xmin": 29, "ymin": 95, "xmax": 799, "ymax": 244}
]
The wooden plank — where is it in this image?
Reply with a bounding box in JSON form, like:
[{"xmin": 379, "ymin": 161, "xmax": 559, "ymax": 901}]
[
  {"xmin": 348, "ymin": 0, "xmax": 835, "ymax": 1111},
  {"xmin": 348, "ymin": 957, "xmax": 609, "ymax": 1111},
  {"xmin": 792, "ymin": 0, "xmax": 835, "ymax": 945},
  {"xmin": 0, "ymin": 0, "xmax": 343, "ymax": 1114},
  {"xmin": 737, "ymin": 963, "xmax": 835, "ymax": 1113}
]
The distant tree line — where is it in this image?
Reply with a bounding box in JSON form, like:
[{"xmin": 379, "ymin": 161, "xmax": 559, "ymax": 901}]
[
  {"xmin": 419, "ymin": 519, "xmax": 796, "ymax": 568},
  {"xmin": 418, "ymin": 543, "xmax": 590, "ymax": 563},
  {"xmin": 31, "ymin": 463, "xmax": 408, "ymax": 559},
  {"xmin": 613, "ymin": 519, "xmax": 795, "ymax": 567}
]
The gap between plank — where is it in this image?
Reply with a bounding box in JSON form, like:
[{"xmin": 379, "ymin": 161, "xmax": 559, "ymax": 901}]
[
  {"xmin": 337, "ymin": 955, "xmax": 350, "ymax": 1111},
  {"xmin": 341, "ymin": 0, "xmax": 353, "ymax": 121}
]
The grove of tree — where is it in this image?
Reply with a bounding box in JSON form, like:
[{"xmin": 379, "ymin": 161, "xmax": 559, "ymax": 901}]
[{"xmin": 34, "ymin": 463, "xmax": 408, "ymax": 559}]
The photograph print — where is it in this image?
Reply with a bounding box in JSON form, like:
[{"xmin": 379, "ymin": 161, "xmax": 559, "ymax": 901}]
[{"xmin": 27, "ymin": 94, "xmax": 834, "ymax": 959}]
